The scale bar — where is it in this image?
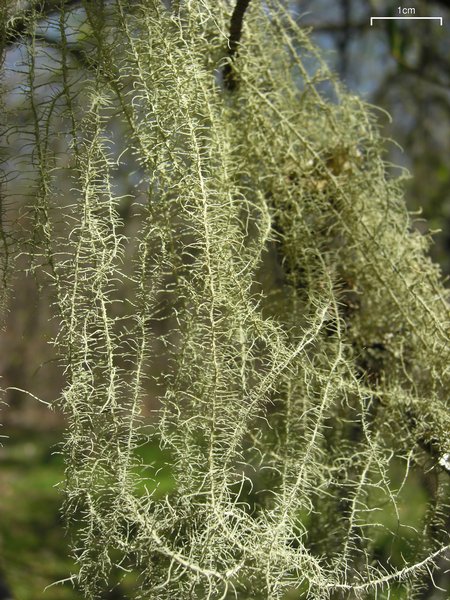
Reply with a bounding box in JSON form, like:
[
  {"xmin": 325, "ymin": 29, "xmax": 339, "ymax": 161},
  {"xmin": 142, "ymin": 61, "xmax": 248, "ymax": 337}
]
[{"xmin": 370, "ymin": 16, "xmax": 443, "ymax": 26}]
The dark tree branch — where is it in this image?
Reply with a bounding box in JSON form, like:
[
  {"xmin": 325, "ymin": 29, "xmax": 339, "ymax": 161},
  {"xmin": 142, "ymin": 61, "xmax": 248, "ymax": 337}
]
[{"xmin": 223, "ymin": 0, "xmax": 252, "ymax": 91}]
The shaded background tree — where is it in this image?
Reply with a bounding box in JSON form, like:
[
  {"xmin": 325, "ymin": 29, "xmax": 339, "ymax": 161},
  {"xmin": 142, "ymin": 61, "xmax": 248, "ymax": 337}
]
[{"xmin": 0, "ymin": 1, "xmax": 449, "ymax": 599}]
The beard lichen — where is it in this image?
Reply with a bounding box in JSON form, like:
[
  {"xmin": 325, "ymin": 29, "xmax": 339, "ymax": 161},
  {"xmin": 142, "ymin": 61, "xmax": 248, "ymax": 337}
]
[{"xmin": 0, "ymin": 1, "xmax": 449, "ymax": 598}]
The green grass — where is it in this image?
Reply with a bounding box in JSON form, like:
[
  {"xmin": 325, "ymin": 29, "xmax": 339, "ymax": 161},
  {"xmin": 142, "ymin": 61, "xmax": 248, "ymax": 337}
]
[
  {"xmin": 0, "ymin": 429, "xmax": 78, "ymax": 599},
  {"xmin": 0, "ymin": 428, "xmax": 176, "ymax": 599}
]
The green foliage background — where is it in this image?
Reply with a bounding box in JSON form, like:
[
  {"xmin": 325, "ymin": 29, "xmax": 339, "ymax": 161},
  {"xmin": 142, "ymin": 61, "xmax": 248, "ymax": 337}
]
[{"xmin": 0, "ymin": 1, "xmax": 449, "ymax": 599}]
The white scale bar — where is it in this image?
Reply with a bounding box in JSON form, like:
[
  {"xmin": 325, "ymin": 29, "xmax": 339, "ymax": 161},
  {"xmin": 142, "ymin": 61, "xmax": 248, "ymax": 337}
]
[{"xmin": 370, "ymin": 16, "xmax": 443, "ymax": 26}]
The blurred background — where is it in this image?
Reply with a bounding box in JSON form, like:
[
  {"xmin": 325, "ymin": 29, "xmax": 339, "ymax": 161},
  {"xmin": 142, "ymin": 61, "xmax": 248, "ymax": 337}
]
[{"xmin": 0, "ymin": 1, "xmax": 449, "ymax": 598}]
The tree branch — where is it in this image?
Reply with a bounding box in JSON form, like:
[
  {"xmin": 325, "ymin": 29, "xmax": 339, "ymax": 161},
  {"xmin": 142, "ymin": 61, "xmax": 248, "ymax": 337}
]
[{"xmin": 223, "ymin": 0, "xmax": 252, "ymax": 91}]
